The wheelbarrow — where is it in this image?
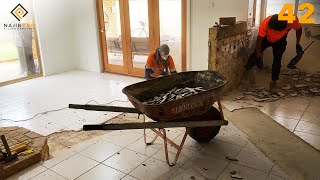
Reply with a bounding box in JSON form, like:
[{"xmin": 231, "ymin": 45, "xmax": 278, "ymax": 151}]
[{"xmin": 69, "ymin": 71, "xmax": 229, "ymax": 166}]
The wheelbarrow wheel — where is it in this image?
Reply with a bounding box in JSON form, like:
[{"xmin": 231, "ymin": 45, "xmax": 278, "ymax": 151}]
[{"xmin": 187, "ymin": 106, "xmax": 222, "ymax": 143}]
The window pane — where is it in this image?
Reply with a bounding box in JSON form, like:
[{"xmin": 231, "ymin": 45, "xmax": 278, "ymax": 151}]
[
  {"xmin": 266, "ymin": 0, "xmax": 295, "ymax": 17},
  {"xmin": 298, "ymin": 0, "xmax": 320, "ymax": 24},
  {"xmin": 159, "ymin": 0, "xmax": 182, "ymax": 72},
  {"xmin": 103, "ymin": 0, "xmax": 125, "ymax": 66}
]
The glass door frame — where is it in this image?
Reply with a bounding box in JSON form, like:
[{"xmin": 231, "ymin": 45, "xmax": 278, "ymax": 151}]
[
  {"xmin": 96, "ymin": 0, "xmax": 187, "ymax": 77},
  {"xmin": 0, "ymin": 20, "xmax": 43, "ymax": 87}
]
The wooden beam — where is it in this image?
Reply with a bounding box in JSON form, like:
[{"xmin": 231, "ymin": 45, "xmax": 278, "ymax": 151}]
[{"xmin": 83, "ymin": 120, "xmax": 229, "ymax": 130}]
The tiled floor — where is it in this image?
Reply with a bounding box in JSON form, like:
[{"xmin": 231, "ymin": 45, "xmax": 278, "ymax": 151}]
[
  {"xmin": 0, "ymin": 70, "xmax": 142, "ymax": 135},
  {"xmin": 223, "ymin": 96, "xmax": 320, "ymax": 151},
  {"xmin": 1, "ymin": 70, "xmax": 320, "ymax": 179},
  {"xmin": 5, "ymin": 125, "xmax": 291, "ymax": 180}
]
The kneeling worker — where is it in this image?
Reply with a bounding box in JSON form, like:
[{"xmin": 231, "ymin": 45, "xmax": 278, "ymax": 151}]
[{"xmin": 145, "ymin": 44, "xmax": 177, "ymax": 80}]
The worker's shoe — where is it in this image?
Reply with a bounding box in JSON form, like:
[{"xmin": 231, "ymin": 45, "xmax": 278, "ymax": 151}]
[{"xmin": 269, "ymin": 81, "xmax": 277, "ymax": 94}]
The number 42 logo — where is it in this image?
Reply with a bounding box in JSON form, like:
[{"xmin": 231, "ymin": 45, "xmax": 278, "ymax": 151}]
[{"xmin": 278, "ymin": 3, "xmax": 315, "ymax": 24}]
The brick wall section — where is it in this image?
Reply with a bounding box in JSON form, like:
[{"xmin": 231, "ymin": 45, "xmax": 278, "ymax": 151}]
[{"xmin": 208, "ymin": 22, "xmax": 248, "ymax": 92}]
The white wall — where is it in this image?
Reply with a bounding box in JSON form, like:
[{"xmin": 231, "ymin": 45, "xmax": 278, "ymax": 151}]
[
  {"xmin": 73, "ymin": 0, "xmax": 102, "ymax": 72},
  {"xmin": 34, "ymin": 0, "xmax": 102, "ymax": 76},
  {"xmin": 189, "ymin": 0, "xmax": 249, "ymax": 71},
  {"xmin": 34, "ymin": 0, "xmax": 77, "ymax": 76}
]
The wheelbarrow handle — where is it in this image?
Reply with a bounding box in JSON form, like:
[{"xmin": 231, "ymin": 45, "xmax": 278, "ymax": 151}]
[{"xmin": 69, "ymin": 104, "xmax": 141, "ymax": 114}]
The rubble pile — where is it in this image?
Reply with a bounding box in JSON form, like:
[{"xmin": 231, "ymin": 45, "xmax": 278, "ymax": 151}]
[
  {"xmin": 239, "ymin": 70, "xmax": 320, "ymax": 102},
  {"xmin": 144, "ymin": 87, "xmax": 206, "ymax": 105}
]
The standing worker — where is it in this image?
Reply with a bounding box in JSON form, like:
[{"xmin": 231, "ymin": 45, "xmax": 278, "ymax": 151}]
[
  {"xmin": 245, "ymin": 14, "xmax": 302, "ymax": 93},
  {"xmin": 145, "ymin": 44, "xmax": 177, "ymax": 80}
]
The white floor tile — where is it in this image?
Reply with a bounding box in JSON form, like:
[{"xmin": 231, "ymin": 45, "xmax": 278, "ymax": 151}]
[
  {"xmin": 294, "ymin": 131, "xmax": 320, "ymax": 150},
  {"xmin": 5, "ymin": 164, "xmax": 47, "ymax": 180},
  {"xmin": 174, "ymin": 134, "xmax": 208, "ymax": 152},
  {"xmin": 103, "ymin": 148, "xmax": 149, "ymax": 173},
  {"xmin": 181, "ymin": 153, "xmax": 229, "ymax": 179},
  {"xmin": 235, "ymin": 148, "xmax": 274, "ymax": 173},
  {"xmin": 151, "ymin": 146, "xmax": 196, "ymax": 167},
  {"xmin": 126, "ymin": 137, "xmax": 163, "ymax": 157},
  {"xmin": 169, "ymin": 169, "xmax": 207, "ymax": 180},
  {"xmin": 244, "ymin": 141, "xmax": 260, "ymax": 151},
  {"xmin": 215, "ymin": 123, "xmax": 249, "ymax": 147},
  {"xmin": 79, "ymin": 141, "xmax": 122, "ymax": 162},
  {"xmin": 278, "ymin": 98, "xmax": 309, "ymax": 111},
  {"xmin": 121, "ymin": 175, "xmax": 140, "ymax": 180},
  {"xmin": 217, "ymin": 162, "xmax": 268, "ymax": 180},
  {"xmin": 301, "ymin": 112, "xmax": 320, "ymax": 124},
  {"xmin": 270, "ymin": 115, "xmax": 299, "ymax": 131},
  {"xmin": 270, "ymin": 165, "xmax": 290, "ymax": 179},
  {"xmin": 76, "ymin": 164, "xmax": 126, "ymax": 180},
  {"xmin": 99, "ymin": 130, "xmax": 142, "ymax": 147},
  {"xmin": 30, "ymin": 170, "xmax": 67, "ymax": 180},
  {"xmin": 295, "ymin": 121, "xmax": 320, "ymax": 135},
  {"xmin": 266, "ymin": 174, "xmax": 288, "ymax": 180},
  {"xmin": 129, "ymin": 158, "xmax": 178, "ymax": 180},
  {"xmin": 41, "ymin": 148, "xmax": 77, "ymax": 168},
  {"xmin": 271, "ymin": 107, "xmax": 304, "ymax": 120},
  {"xmin": 201, "ymin": 139, "xmax": 243, "ymax": 160},
  {"xmin": 50, "ymin": 154, "xmax": 99, "ymax": 180}
]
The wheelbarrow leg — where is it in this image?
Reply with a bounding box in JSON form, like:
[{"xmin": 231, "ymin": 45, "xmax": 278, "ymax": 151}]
[
  {"xmin": 217, "ymin": 100, "xmax": 225, "ymax": 120},
  {"xmin": 143, "ymin": 115, "xmax": 159, "ymax": 145},
  {"xmin": 160, "ymin": 128, "xmax": 189, "ymax": 166}
]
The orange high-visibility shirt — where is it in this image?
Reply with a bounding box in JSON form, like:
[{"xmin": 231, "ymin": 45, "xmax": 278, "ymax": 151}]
[
  {"xmin": 258, "ymin": 15, "xmax": 301, "ymax": 43},
  {"xmin": 145, "ymin": 51, "xmax": 176, "ymax": 75}
]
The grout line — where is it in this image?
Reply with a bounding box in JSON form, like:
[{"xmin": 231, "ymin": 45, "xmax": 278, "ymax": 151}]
[{"xmin": 293, "ymin": 101, "xmax": 310, "ymax": 132}]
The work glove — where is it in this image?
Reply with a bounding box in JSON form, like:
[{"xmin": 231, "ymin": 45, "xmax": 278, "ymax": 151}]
[{"xmin": 296, "ymin": 44, "xmax": 303, "ymax": 54}]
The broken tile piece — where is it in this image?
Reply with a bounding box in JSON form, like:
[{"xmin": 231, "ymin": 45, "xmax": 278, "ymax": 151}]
[
  {"xmin": 292, "ymin": 77, "xmax": 299, "ymax": 81},
  {"xmin": 262, "ymin": 90, "xmax": 271, "ymax": 96},
  {"xmin": 231, "ymin": 174, "xmax": 243, "ymax": 179},
  {"xmin": 277, "ymin": 92, "xmax": 285, "ymax": 97},
  {"xmin": 300, "ymin": 90, "xmax": 309, "ymax": 95},
  {"xmin": 235, "ymin": 96, "xmax": 244, "ymax": 100},
  {"xmin": 306, "ymin": 73, "xmax": 313, "ymax": 78},
  {"xmin": 310, "ymin": 88, "xmax": 320, "ymax": 93},
  {"xmin": 305, "ymin": 78, "xmax": 311, "ymax": 82},
  {"xmin": 225, "ymin": 156, "xmax": 239, "ymax": 161},
  {"xmin": 282, "ymin": 85, "xmax": 291, "ymax": 90},
  {"xmin": 295, "ymin": 84, "xmax": 308, "ymax": 88},
  {"xmin": 290, "ymin": 93, "xmax": 298, "ymax": 97},
  {"xmin": 244, "ymin": 91, "xmax": 253, "ymax": 95},
  {"xmin": 253, "ymin": 97, "xmax": 278, "ymax": 102}
]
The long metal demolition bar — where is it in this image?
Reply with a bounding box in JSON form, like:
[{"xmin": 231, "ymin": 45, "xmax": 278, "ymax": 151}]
[
  {"xmin": 83, "ymin": 120, "xmax": 229, "ymax": 131},
  {"xmin": 69, "ymin": 104, "xmax": 141, "ymax": 114}
]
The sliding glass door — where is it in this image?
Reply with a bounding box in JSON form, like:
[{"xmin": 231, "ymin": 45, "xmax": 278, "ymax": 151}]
[
  {"xmin": 97, "ymin": 0, "xmax": 186, "ymax": 77},
  {"xmin": 0, "ymin": 0, "xmax": 42, "ymax": 86}
]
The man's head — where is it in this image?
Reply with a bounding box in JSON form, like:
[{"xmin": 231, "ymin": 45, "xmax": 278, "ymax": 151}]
[
  {"xmin": 159, "ymin": 44, "xmax": 170, "ymax": 60},
  {"xmin": 268, "ymin": 14, "xmax": 288, "ymax": 31}
]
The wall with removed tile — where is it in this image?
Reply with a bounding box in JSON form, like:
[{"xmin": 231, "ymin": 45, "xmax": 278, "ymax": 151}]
[{"xmin": 208, "ymin": 22, "xmax": 249, "ymax": 92}]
